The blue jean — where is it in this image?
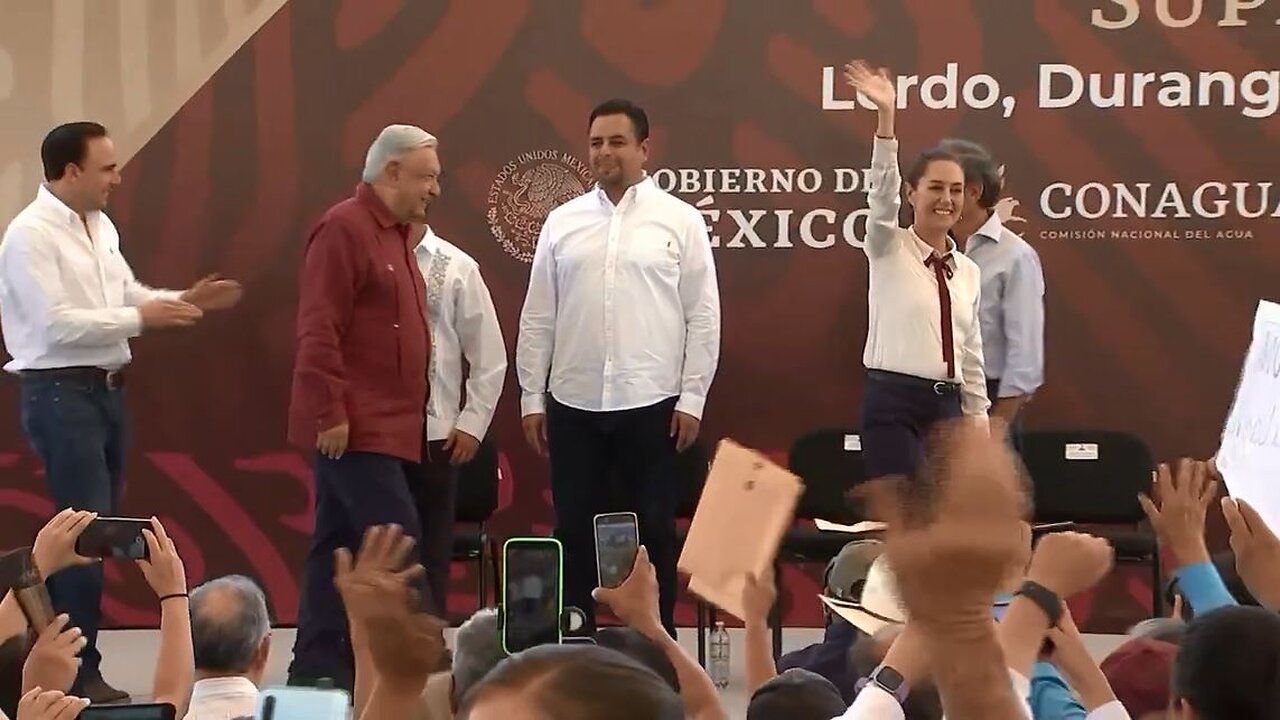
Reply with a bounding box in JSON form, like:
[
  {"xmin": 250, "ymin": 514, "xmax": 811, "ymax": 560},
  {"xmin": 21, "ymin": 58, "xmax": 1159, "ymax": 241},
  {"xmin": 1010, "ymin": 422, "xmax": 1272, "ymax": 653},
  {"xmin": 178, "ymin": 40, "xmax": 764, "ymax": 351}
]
[{"xmin": 19, "ymin": 374, "xmax": 127, "ymax": 686}]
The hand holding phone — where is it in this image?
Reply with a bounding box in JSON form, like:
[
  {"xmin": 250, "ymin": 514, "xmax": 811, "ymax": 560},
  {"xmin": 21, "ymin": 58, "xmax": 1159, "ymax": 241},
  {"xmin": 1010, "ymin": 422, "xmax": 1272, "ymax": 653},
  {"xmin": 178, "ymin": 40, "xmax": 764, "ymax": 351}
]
[
  {"xmin": 74, "ymin": 517, "xmax": 151, "ymax": 561},
  {"xmin": 594, "ymin": 512, "xmax": 640, "ymax": 589},
  {"xmin": 502, "ymin": 538, "xmax": 563, "ymax": 654},
  {"xmin": 31, "ymin": 509, "xmax": 98, "ymax": 578}
]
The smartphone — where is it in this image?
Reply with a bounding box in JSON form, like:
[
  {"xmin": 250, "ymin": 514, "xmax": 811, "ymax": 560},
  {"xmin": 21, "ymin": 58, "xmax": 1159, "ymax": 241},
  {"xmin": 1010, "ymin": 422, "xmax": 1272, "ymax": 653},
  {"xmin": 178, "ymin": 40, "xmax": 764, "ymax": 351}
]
[
  {"xmin": 75, "ymin": 517, "xmax": 151, "ymax": 560},
  {"xmin": 594, "ymin": 512, "xmax": 640, "ymax": 589},
  {"xmin": 79, "ymin": 703, "xmax": 176, "ymax": 719},
  {"xmin": 561, "ymin": 635, "xmax": 597, "ymax": 645},
  {"xmin": 501, "ymin": 537, "xmax": 563, "ymax": 654},
  {"xmin": 255, "ymin": 687, "xmax": 349, "ymax": 719}
]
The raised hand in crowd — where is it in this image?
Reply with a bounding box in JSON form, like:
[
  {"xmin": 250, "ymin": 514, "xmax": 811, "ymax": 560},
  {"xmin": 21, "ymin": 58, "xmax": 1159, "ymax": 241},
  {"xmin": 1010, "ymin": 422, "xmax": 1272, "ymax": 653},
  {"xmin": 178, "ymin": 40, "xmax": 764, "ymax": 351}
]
[
  {"xmin": 137, "ymin": 518, "xmax": 194, "ymax": 718},
  {"xmin": 1138, "ymin": 459, "xmax": 1218, "ymax": 568},
  {"xmin": 594, "ymin": 547, "xmax": 727, "ymax": 720},
  {"xmin": 1043, "ymin": 607, "xmax": 1120, "ymax": 712},
  {"xmin": 12, "ymin": 688, "xmax": 87, "ymax": 720},
  {"xmin": 1221, "ymin": 497, "xmax": 1280, "ymax": 610},
  {"xmin": 20, "ymin": 615, "xmax": 84, "ymax": 697},
  {"xmin": 30, "ymin": 510, "xmax": 97, "ymax": 580},
  {"xmin": 739, "ymin": 567, "xmax": 778, "ymax": 694}
]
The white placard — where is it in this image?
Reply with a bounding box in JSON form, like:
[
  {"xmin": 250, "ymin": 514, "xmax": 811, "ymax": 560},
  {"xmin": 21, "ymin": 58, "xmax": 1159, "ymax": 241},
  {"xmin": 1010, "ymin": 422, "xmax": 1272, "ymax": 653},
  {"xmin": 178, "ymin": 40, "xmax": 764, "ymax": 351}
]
[
  {"xmin": 1217, "ymin": 300, "xmax": 1280, "ymax": 533},
  {"xmin": 1064, "ymin": 443, "xmax": 1099, "ymax": 461},
  {"xmin": 814, "ymin": 519, "xmax": 887, "ymax": 534},
  {"xmin": 843, "ymin": 434, "xmax": 862, "ymax": 451}
]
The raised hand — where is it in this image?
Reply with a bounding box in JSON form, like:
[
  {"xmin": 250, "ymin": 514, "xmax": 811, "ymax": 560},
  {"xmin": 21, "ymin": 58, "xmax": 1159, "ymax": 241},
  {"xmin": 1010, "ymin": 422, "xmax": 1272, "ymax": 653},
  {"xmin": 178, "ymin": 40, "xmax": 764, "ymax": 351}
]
[
  {"xmin": 31, "ymin": 510, "xmax": 97, "ymax": 579},
  {"xmin": 844, "ymin": 59, "xmax": 896, "ymax": 112},
  {"xmin": 137, "ymin": 518, "xmax": 188, "ymax": 598},
  {"xmin": 1221, "ymin": 497, "xmax": 1280, "ymax": 610},
  {"xmin": 21, "ymin": 615, "xmax": 85, "ymax": 696},
  {"xmin": 180, "ymin": 274, "xmax": 243, "ymax": 311},
  {"xmin": 1138, "ymin": 459, "xmax": 1217, "ymax": 567},
  {"xmin": 593, "ymin": 546, "xmax": 662, "ymax": 635}
]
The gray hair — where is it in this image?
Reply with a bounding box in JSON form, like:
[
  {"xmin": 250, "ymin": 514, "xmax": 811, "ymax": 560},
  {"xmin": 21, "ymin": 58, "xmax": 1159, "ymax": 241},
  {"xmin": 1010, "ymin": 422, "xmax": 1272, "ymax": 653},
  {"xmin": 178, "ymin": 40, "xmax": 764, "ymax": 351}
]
[
  {"xmin": 361, "ymin": 124, "xmax": 438, "ymax": 183},
  {"xmin": 452, "ymin": 607, "xmax": 505, "ymax": 707},
  {"xmin": 189, "ymin": 575, "xmax": 271, "ymax": 673}
]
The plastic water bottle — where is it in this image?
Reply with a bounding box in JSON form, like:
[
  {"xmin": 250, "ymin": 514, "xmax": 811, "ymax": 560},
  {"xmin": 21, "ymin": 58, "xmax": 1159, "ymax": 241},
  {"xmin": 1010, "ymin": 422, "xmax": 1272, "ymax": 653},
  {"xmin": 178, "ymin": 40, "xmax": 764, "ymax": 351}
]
[{"xmin": 709, "ymin": 621, "xmax": 730, "ymax": 689}]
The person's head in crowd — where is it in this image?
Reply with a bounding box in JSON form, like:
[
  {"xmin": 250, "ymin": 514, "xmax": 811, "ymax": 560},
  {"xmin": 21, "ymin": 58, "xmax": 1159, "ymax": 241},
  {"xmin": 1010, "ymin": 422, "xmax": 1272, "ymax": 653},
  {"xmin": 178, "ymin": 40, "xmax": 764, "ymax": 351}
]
[
  {"xmin": 937, "ymin": 138, "xmax": 1001, "ymax": 218},
  {"xmin": 593, "ymin": 627, "xmax": 679, "ymax": 692},
  {"xmin": 847, "ymin": 628, "xmax": 943, "ymax": 720},
  {"xmin": 1128, "ymin": 616, "xmax": 1188, "ymax": 645},
  {"xmin": 830, "ymin": 554, "xmax": 906, "ymax": 637},
  {"xmin": 41, "ymin": 121, "xmax": 119, "ymax": 214},
  {"xmin": 746, "ymin": 668, "xmax": 846, "ymax": 720},
  {"xmin": 189, "ymin": 575, "xmax": 272, "ymax": 685},
  {"xmin": 450, "ymin": 607, "xmax": 506, "ymax": 713},
  {"xmin": 1172, "ymin": 605, "xmax": 1280, "ymax": 719},
  {"xmin": 458, "ymin": 643, "xmax": 682, "ymax": 720},
  {"xmin": 822, "ymin": 539, "xmax": 884, "ymax": 630},
  {"xmin": 1101, "ymin": 637, "xmax": 1179, "ymax": 719}
]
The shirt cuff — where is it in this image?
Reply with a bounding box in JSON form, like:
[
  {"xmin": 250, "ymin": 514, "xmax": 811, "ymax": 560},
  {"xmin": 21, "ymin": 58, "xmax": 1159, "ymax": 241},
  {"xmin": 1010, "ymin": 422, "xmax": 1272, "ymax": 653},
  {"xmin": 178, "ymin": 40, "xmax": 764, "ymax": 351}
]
[
  {"xmin": 1086, "ymin": 700, "xmax": 1133, "ymax": 720},
  {"xmin": 1175, "ymin": 561, "xmax": 1238, "ymax": 615},
  {"xmin": 674, "ymin": 393, "xmax": 705, "ymax": 420},
  {"xmin": 871, "ymin": 135, "xmax": 899, "ymax": 165},
  {"xmin": 125, "ymin": 307, "xmax": 144, "ymax": 338},
  {"xmin": 453, "ymin": 410, "xmax": 490, "ymax": 442},
  {"xmin": 521, "ymin": 392, "xmax": 546, "ymax": 417}
]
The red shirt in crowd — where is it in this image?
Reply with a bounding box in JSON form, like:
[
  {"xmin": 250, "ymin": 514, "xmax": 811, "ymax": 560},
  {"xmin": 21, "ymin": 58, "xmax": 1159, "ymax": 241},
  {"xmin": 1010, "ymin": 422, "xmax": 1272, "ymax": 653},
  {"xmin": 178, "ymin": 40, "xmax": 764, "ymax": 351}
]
[{"xmin": 288, "ymin": 183, "xmax": 430, "ymax": 462}]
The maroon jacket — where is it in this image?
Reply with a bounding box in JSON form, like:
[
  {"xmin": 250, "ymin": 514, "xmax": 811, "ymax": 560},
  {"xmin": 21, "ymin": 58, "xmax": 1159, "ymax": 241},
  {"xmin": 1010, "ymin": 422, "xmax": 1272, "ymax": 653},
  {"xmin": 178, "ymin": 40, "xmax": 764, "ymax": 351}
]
[{"xmin": 288, "ymin": 184, "xmax": 429, "ymax": 462}]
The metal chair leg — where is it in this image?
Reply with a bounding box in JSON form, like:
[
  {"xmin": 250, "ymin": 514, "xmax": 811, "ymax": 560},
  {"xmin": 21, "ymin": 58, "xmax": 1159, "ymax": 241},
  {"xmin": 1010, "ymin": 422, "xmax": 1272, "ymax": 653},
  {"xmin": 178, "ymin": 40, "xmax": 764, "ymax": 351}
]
[
  {"xmin": 696, "ymin": 600, "xmax": 707, "ymax": 667},
  {"xmin": 1151, "ymin": 542, "xmax": 1164, "ymax": 617}
]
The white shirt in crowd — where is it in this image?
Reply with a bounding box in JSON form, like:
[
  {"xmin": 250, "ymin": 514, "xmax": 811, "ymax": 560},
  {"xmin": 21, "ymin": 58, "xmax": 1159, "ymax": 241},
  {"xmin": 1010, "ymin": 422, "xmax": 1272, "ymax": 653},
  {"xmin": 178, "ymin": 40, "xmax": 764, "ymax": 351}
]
[
  {"xmin": 835, "ymin": 670, "xmax": 1133, "ymax": 720},
  {"xmin": 415, "ymin": 226, "xmax": 507, "ymax": 442},
  {"xmin": 861, "ymin": 137, "xmax": 990, "ymax": 416},
  {"xmin": 0, "ymin": 185, "xmax": 179, "ymax": 372},
  {"xmin": 182, "ymin": 676, "xmax": 259, "ymax": 720},
  {"xmin": 516, "ymin": 176, "xmax": 721, "ymax": 419}
]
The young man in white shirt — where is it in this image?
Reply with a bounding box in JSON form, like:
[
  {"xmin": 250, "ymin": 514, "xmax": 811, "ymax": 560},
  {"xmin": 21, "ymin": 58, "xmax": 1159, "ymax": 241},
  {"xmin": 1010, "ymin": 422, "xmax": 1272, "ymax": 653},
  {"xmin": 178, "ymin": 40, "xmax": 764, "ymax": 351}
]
[
  {"xmin": 407, "ymin": 215, "xmax": 507, "ymax": 615},
  {"xmin": 843, "ymin": 62, "xmax": 989, "ymax": 486},
  {"xmin": 516, "ymin": 99, "xmax": 721, "ymax": 636},
  {"xmin": 0, "ymin": 122, "xmax": 242, "ymax": 703}
]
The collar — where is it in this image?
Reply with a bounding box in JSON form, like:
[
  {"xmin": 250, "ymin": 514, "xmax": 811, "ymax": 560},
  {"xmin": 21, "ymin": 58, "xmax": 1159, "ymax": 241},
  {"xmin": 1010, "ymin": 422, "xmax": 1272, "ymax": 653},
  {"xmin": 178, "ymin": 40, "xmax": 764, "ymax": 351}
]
[
  {"xmin": 907, "ymin": 227, "xmax": 957, "ymax": 266},
  {"xmin": 414, "ymin": 224, "xmax": 439, "ymax": 256},
  {"xmin": 355, "ymin": 183, "xmax": 403, "ymax": 230},
  {"xmin": 190, "ymin": 675, "xmax": 259, "ymax": 701},
  {"xmin": 595, "ymin": 173, "xmax": 652, "ymax": 210},
  {"xmin": 972, "ymin": 211, "xmax": 1005, "ymax": 244},
  {"xmin": 35, "ymin": 185, "xmax": 87, "ymax": 227}
]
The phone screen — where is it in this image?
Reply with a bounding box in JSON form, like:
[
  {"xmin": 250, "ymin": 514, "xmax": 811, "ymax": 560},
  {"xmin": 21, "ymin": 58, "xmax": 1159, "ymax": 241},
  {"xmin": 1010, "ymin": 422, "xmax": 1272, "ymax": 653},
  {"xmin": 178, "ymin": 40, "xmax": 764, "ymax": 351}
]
[
  {"xmin": 594, "ymin": 513, "xmax": 639, "ymax": 589},
  {"xmin": 256, "ymin": 687, "xmax": 349, "ymax": 720},
  {"xmin": 503, "ymin": 539, "xmax": 562, "ymax": 654},
  {"xmin": 76, "ymin": 518, "xmax": 151, "ymax": 560},
  {"xmin": 79, "ymin": 703, "xmax": 176, "ymax": 719}
]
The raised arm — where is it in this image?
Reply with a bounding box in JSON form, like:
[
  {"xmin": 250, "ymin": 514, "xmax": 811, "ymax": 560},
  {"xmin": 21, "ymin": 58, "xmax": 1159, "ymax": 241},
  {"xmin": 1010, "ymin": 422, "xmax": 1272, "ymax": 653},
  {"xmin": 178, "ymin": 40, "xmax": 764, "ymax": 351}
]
[{"xmin": 844, "ymin": 60, "xmax": 902, "ymax": 259}]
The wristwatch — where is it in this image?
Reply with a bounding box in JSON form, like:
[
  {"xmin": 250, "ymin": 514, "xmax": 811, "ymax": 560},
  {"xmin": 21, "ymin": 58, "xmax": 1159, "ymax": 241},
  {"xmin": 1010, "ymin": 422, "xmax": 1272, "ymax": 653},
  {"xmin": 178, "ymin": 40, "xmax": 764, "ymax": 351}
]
[
  {"xmin": 855, "ymin": 663, "xmax": 908, "ymax": 703},
  {"xmin": 1015, "ymin": 580, "xmax": 1064, "ymax": 626}
]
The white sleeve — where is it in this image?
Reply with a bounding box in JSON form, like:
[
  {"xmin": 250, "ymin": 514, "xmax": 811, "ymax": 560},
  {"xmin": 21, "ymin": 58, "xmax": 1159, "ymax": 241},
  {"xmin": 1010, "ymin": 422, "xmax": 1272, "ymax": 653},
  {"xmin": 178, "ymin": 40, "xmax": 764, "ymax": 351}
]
[
  {"xmin": 2, "ymin": 225, "xmax": 143, "ymax": 344},
  {"xmin": 959, "ymin": 273, "xmax": 990, "ymax": 416},
  {"xmin": 836, "ymin": 685, "xmax": 905, "ymax": 720},
  {"xmin": 515, "ymin": 216, "xmax": 558, "ymax": 417},
  {"xmin": 675, "ymin": 209, "xmax": 721, "ymax": 419},
  {"xmin": 863, "ymin": 136, "xmax": 904, "ymax": 259},
  {"xmin": 453, "ymin": 262, "xmax": 508, "ymax": 440},
  {"xmin": 1086, "ymin": 701, "xmax": 1133, "ymax": 720}
]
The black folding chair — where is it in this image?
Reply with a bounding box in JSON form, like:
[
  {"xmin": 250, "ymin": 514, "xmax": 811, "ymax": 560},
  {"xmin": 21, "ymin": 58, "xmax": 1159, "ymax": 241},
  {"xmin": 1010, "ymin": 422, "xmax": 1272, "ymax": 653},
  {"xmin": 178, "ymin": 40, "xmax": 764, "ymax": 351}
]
[
  {"xmin": 451, "ymin": 438, "xmax": 501, "ymax": 615},
  {"xmin": 1018, "ymin": 430, "xmax": 1161, "ymax": 614}
]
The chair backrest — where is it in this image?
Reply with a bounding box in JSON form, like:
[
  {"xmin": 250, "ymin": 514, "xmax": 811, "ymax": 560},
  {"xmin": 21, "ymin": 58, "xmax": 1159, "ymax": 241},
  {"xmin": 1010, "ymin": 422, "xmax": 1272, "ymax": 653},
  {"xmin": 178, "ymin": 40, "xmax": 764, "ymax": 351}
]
[
  {"xmin": 674, "ymin": 440, "xmax": 711, "ymax": 520},
  {"xmin": 455, "ymin": 438, "xmax": 499, "ymax": 523},
  {"xmin": 787, "ymin": 428, "xmax": 867, "ymax": 524},
  {"xmin": 1019, "ymin": 430, "xmax": 1153, "ymax": 524}
]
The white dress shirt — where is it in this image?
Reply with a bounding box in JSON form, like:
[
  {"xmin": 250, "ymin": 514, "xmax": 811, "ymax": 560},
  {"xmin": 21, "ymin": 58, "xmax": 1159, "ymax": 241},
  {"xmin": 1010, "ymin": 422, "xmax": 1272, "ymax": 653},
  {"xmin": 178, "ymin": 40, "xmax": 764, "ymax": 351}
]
[
  {"xmin": 0, "ymin": 185, "xmax": 179, "ymax": 372},
  {"xmin": 517, "ymin": 176, "xmax": 721, "ymax": 418},
  {"xmin": 964, "ymin": 212, "xmax": 1046, "ymax": 398},
  {"xmin": 862, "ymin": 137, "xmax": 989, "ymax": 416},
  {"xmin": 415, "ymin": 226, "xmax": 507, "ymax": 442},
  {"xmin": 183, "ymin": 676, "xmax": 260, "ymax": 720}
]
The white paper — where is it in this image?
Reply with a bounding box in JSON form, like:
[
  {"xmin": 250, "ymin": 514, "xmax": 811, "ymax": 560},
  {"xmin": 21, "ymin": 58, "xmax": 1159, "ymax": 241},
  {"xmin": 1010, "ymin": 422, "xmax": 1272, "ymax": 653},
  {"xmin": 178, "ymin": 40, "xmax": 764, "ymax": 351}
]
[
  {"xmin": 1064, "ymin": 443, "xmax": 1099, "ymax": 461},
  {"xmin": 814, "ymin": 519, "xmax": 887, "ymax": 534},
  {"xmin": 1217, "ymin": 300, "xmax": 1280, "ymax": 533},
  {"xmin": 843, "ymin": 434, "xmax": 862, "ymax": 451}
]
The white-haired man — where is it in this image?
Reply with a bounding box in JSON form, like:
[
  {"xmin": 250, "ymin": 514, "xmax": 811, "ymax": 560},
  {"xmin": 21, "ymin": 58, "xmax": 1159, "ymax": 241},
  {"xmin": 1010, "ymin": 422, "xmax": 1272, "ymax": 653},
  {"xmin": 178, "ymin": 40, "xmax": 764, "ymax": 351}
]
[{"xmin": 287, "ymin": 124, "xmax": 439, "ymax": 689}]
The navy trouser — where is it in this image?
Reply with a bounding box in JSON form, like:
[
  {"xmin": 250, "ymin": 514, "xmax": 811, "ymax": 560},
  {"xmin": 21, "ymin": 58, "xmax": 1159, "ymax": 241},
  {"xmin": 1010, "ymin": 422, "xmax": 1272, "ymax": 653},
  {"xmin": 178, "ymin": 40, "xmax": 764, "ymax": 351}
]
[
  {"xmin": 405, "ymin": 438, "xmax": 457, "ymax": 618},
  {"xmin": 861, "ymin": 370, "xmax": 963, "ymax": 480}
]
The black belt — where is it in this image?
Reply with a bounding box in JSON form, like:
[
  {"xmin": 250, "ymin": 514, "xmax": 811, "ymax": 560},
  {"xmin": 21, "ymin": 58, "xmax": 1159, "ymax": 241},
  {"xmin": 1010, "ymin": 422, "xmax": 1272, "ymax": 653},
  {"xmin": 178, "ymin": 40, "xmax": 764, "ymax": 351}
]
[
  {"xmin": 867, "ymin": 369, "xmax": 959, "ymax": 396},
  {"xmin": 20, "ymin": 367, "xmax": 125, "ymax": 389}
]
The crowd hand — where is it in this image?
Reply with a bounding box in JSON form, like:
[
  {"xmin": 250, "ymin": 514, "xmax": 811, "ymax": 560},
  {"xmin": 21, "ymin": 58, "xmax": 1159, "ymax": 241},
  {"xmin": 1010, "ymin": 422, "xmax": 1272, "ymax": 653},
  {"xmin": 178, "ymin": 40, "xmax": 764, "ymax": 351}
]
[
  {"xmin": 740, "ymin": 566, "xmax": 776, "ymax": 624},
  {"xmin": 593, "ymin": 546, "xmax": 663, "ymax": 635},
  {"xmin": 1025, "ymin": 531, "xmax": 1115, "ymax": 601},
  {"xmin": 180, "ymin": 273, "xmax": 243, "ymax": 311},
  {"xmin": 31, "ymin": 510, "xmax": 97, "ymax": 579},
  {"xmin": 14, "ymin": 688, "xmax": 88, "ymax": 720},
  {"xmin": 20, "ymin": 615, "xmax": 85, "ymax": 696},
  {"xmin": 137, "ymin": 518, "xmax": 187, "ymax": 598},
  {"xmin": 138, "ymin": 298, "xmax": 202, "ymax": 330},
  {"xmin": 1138, "ymin": 459, "xmax": 1217, "ymax": 567},
  {"xmin": 443, "ymin": 428, "xmax": 480, "ymax": 466},
  {"xmin": 1220, "ymin": 497, "xmax": 1280, "ymax": 610},
  {"xmin": 335, "ymin": 525, "xmax": 444, "ymax": 691},
  {"xmin": 522, "ymin": 414, "xmax": 548, "ymax": 457},
  {"xmin": 844, "ymin": 59, "xmax": 896, "ymax": 111},
  {"xmin": 316, "ymin": 423, "xmax": 349, "ymax": 460},
  {"xmin": 883, "ymin": 419, "xmax": 1029, "ymax": 627},
  {"xmin": 670, "ymin": 411, "xmax": 700, "ymax": 453},
  {"xmin": 1044, "ymin": 609, "xmax": 1117, "ymax": 710}
]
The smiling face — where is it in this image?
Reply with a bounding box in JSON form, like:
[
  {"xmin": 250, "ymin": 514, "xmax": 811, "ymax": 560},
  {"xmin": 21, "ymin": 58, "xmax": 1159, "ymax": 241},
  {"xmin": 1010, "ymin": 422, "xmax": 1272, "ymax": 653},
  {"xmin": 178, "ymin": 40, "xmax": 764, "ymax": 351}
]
[
  {"xmin": 588, "ymin": 113, "xmax": 648, "ymax": 190},
  {"xmin": 906, "ymin": 156, "xmax": 965, "ymax": 235},
  {"xmin": 385, "ymin": 145, "xmax": 441, "ymax": 223}
]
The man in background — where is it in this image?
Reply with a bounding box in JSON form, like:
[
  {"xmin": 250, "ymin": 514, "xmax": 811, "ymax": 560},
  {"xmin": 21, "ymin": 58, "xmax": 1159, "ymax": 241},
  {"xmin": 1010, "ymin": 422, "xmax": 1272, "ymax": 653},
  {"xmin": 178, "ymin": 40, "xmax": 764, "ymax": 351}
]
[{"xmin": 184, "ymin": 575, "xmax": 271, "ymax": 720}]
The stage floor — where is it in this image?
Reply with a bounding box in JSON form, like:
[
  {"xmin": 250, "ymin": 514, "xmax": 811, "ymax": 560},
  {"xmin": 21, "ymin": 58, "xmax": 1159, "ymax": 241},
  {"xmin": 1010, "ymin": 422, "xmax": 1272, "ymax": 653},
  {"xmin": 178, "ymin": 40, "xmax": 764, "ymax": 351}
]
[{"xmin": 99, "ymin": 627, "xmax": 1129, "ymax": 716}]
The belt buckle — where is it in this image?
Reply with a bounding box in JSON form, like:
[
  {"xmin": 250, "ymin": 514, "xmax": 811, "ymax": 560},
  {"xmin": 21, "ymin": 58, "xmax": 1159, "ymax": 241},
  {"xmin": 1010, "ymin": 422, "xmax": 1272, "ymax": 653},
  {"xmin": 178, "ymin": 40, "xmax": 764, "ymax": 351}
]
[
  {"xmin": 932, "ymin": 381, "xmax": 947, "ymax": 395},
  {"xmin": 105, "ymin": 371, "xmax": 122, "ymax": 390}
]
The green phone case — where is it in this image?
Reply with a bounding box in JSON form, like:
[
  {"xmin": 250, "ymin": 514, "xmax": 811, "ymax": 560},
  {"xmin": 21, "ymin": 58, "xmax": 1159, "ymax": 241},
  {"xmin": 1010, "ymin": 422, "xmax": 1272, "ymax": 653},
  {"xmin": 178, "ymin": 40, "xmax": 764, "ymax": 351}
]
[{"xmin": 501, "ymin": 536, "xmax": 565, "ymax": 655}]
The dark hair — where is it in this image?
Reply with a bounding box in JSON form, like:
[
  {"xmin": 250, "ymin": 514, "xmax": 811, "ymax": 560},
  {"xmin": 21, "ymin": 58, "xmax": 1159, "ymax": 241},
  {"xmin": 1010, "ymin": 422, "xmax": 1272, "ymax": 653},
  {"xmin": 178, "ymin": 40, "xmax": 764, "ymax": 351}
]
[
  {"xmin": 747, "ymin": 668, "xmax": 846, "ymax": 720},
  {"xmin": 903, "ymin": 148, "xmax": 962, "ymax": 189},
  {"xmin": 1173, "ymin": 606, "xmax": 1280, "ymax": 720},
  {"xmin": 458, "ymin": 643, "xmax": 682, "ymax": 720},
  {"xmin": 41, "ymin": 122, "xmax": 108, "ymax": 181},
  {"xmin": 938, "ymin": 138, "xmax": 1002, "ymax": 209},
  {"xmin": 588, "ymin": 99, "xmax": 650, "ymax": 142},
  {"xmin": 594, "ymin": 627, "xmax": 680, "ymax": 692},
  {"xmin": 848, "ymin": 633, "xmax": 943, "ymax": 720}
]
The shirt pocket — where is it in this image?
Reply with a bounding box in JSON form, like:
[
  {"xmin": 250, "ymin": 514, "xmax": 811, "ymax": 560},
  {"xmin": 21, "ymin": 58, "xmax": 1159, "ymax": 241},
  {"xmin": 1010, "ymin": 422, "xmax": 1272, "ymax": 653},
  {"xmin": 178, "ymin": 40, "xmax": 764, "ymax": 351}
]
[{"xmin": 625, "ymin": 224, "xmax": 681, "ymax": 282}]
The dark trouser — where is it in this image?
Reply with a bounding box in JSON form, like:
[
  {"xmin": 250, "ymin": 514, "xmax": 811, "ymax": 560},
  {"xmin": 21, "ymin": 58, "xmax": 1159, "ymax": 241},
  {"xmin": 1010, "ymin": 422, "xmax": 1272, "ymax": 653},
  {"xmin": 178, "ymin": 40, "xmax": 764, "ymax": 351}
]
[
  {"xmin": 987, "ymin": 378, "xmax": 1024, "ymax": 454},
  {"xmin": 291, "ymin": 450, "xmax": 424, "ymax": 684},
  {"xmin": 546, "ymin": 396, "xmax": 679, "ymax": 637},
  {"xmin": 405, "ymin": 439, "xmax": 457, "ymax": 618},
  {"xmin": 861, "ymin": 370, "xmax": 963, "ymax": 481},
  {"xmin": 18, "ymin": 372, "xmax": 126, "ymax": 688}
]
